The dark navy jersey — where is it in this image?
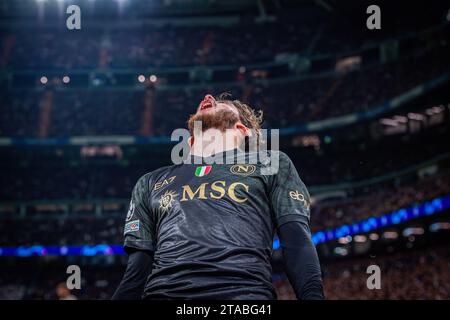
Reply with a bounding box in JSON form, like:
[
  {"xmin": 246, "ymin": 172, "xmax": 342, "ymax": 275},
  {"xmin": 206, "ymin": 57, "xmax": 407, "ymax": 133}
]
[{"xmin": 122, "ymin": 150, "xmax": 311, "ymax": 300}]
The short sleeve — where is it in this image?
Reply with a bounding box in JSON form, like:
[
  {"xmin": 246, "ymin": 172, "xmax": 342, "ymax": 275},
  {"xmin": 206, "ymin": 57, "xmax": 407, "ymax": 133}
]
[
  {"xmin": 123, "ymin": 174, "xmax": 156, "ymax": 253},
  {"xmin": 269, "ymin": 152, "xmax": 311, "ymax": 228}
]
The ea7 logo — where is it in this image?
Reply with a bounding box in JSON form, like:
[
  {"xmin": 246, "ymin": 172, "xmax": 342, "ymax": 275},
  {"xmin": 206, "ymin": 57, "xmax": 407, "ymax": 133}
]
[
  {"xmin": 230, "ymin": 165, "xmax": 256, "ymax": 176},
  {"xmin": 154, "ymin": 176, "xmax": 176, "ymax": 191}
]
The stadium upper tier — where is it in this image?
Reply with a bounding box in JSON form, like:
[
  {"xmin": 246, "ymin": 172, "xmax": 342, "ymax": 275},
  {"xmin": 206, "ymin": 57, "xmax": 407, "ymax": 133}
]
[
  {"xmin": 1, "ymin": 41, "xmax": 449, "ymax": 138},
  {"xmin": 3, "ymin": 9, "xmax": 447, "ymax": 70}
]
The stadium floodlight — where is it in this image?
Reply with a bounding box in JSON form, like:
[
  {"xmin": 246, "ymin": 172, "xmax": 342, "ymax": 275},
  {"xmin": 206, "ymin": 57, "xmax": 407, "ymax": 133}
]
[
  {"xmin": 40, "ymin": 76, "xmax": 48, "ymax": 84},
  {"xmin": 149, "ymin": 75, "xmax": 157, "ymax": 83},
  {"xmin": 382, "ymin": 231, "xmax": 398, "ymax": 240},
  {"xmin": 429, "ymin": 222, "xmax": 450, "ymax": 232},
  {"xmin": 431, "ymin": 106, "xmax": 445, "ymax": 113},
  {"xmin": 402, "ymin": 227, "xmax": 425, "ymax": 237},
  {"xmin": 392, "ymin": 115, "xmax": 408, "ymax": 123},
  {"xmin": 369, "ymin": 233, "xmax": 379, "ymax": 241},
  {"xmin": 338, "ymin": 236, "xmax": 352, "ymax": 244},
  {"xmin": 63, "ymin": 75, "xmax": 70, "ymax": 84},
  {"xmin": 138, "ymin": 75, "xmax": 145, "ymax": 83},
  {"xmin": 380, "ymin": 118, "xmax": 398, "ymax": 126},
  {"xmin": 333, "ymin": 247, "xmax": 348, "ymax": 256},
  {"xmin": 407, "ymin": 113, "xmax": 425, "ymax": 121},
  {"xmin": 60, "ymin": 246, "xmax": 68, "ymax": 255},
  {"xmin": 353, "ymin": 235, "xmax": 367, "ymax": 243}
]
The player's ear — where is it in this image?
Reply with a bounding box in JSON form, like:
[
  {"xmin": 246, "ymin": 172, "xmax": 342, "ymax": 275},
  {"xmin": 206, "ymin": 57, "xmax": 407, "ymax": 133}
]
[{"xmin": 235, "ymin": 122, "xmax": 250, "ymax": 138}]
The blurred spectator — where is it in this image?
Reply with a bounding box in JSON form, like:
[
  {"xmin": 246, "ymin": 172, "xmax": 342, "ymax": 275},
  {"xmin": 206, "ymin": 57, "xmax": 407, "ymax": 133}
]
[{"xmin": 56, "ymin": 282, "xmax": 78, "ymax": 300}]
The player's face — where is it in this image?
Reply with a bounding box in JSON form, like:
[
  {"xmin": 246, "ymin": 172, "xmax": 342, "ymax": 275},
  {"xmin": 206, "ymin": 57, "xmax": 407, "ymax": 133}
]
[
  {"xmin": 187, "ymin": 94, "xmax": 249, "ymax": 141},
  {"xmin": 196, "ymin": 94, "xmax": 239, "ymax": 117}
]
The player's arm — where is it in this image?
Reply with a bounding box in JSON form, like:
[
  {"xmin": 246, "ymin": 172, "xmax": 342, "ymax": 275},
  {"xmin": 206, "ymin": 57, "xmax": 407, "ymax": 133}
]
[
  {"xmin": 278, "ymin": 218, "xmax": 323, "ymax": 300},
  {"xmin": 112, "ymin": 249, "xmax": 154, "ymax": 300},
  {"xmin": 269, "ymin": 152, "xmax": 324, "ymax": 300},
  {"xmin": 112, "ymin": 174, "xmax": 156, "ymax": 300}
]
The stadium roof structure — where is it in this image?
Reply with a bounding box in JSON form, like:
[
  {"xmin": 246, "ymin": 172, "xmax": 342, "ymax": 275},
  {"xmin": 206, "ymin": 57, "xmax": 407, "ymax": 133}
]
[{"xmin": 0, "ymin": 0, "xmax": 312, "ymax": 18}]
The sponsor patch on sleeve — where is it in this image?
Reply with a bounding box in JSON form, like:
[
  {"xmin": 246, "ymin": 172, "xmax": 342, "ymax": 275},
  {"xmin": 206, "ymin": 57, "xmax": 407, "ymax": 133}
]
[{"xmin": 124, "ymin": 220, "xmax": 140, "ymax": 235}]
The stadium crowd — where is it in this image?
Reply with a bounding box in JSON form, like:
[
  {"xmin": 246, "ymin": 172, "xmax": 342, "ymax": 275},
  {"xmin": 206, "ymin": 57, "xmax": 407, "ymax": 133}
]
[
  {"xmin": 5, "ymin": 4, "xmax": 447, "ymax": 70},
  {"xmin": 312, "ymin": 170, "xmax": 450, "ymax": 232},
  {"xmin": 1, "ymin": 246, "xmax": 449, "ymax": 300},
  {"xmin": 275, "ymin": 246, "xmax": 450, "ymax": 300},
  {"xmin": 6, "ymin": 23, "xmax": 316, "ymax": 69},
  {"xmin": 3, "ymin": 15, "xmax": 413, "ymax": 70}
]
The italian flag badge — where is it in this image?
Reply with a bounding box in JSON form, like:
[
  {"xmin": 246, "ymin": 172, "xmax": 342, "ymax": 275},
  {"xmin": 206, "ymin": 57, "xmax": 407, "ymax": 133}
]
[{"xmin": 195, "ymin": 165, "xmax": 212, "ymax": 177}]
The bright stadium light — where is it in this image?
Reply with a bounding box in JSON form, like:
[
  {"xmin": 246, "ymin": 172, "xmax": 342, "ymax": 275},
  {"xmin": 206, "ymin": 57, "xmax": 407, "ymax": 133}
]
[
  {"xmin": 380, "ymin": 118, "xmax": 398, "ymax": 126},
  {"xmin": 431, "ymin": 106, "xmax": 444, "ymax": 113},
  {"xmin": 60, "ymin": 246, "xmax": 68, "ymax": 255},
  {"xmin": 116, "ymin": 0, "xmax": 127, "ymax": 7},
  {"xmin": 429, "ymin": 222, "xmax": 450, "ymax": 232},
  {"xmin": 382, "ymin": 231, "xmax": 398, "ymax": 240},
  {"xmin": 393, "ymin": 115, "xmax": 408, "ymax": 123},
  {"xmin": 402, "ymin": 227, "xmax": 424, "ymax": 237},
  {"xmin": 369, "ymin": 233, "xmax": 379, "ymax": 241},
  {"xmin": 333, "ymin": 247, "xmax": 348, "ymax": 256},
  {"xmin": 149, "ymin": 75, "xmax": 157, "ymax": 83},
  {"xmin": 63, "ymin": 75, "xmax": 70, "ymax": 84},
  {"xmin": 338, "ymin": 235, "xmax": 352, "ymax": 244},
  {"xmin": 40, "ymin": 76, "xmax": 48, "ymax": 84},
  {"xmin": 138, "ymin": 75, "xmax": 145, "ymax": 83},
  {"xmin": 353, "ymin": 235, "xmax": 367, "ymax": 243}
]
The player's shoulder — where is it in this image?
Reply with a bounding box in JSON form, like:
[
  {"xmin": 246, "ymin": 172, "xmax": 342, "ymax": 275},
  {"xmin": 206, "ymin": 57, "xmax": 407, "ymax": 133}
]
[
  {"xmin": 134, "ymin": 163, "xmax": 178, "ymax": 189},
  {"xmin": 269, "ymin": 150, "xmax": 292, "ymax": 162},
  {"xmin": 248, "ymin": 149, "xmax": 293, "ymax": 166},
  {"xmin": 240, "ymin": 150, "xmax": 295, "ymax": 177}
]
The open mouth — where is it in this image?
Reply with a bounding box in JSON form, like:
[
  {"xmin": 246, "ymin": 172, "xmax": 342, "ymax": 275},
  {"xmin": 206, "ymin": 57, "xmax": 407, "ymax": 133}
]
[{"xmin": 199, "ymin": 100, "xmax": 214, "ymax": 111}]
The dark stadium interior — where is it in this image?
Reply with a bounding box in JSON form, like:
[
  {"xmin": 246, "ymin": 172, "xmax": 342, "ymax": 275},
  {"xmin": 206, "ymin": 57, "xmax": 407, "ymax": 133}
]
[{"xmin": 1, "ymin": 0, "xmax": 450, "ymax": 300}]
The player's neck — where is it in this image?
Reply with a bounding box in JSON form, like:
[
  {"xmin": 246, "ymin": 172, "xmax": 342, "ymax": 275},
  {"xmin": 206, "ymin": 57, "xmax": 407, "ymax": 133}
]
[{"xmin": 190, "ymin": 129, "xmax": 240, "ymax": 158}]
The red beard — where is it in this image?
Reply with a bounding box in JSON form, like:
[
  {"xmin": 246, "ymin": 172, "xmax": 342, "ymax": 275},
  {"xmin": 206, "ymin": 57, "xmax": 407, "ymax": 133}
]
[{"xmin": 187, "ymin": 109, "xmax": 240, "ymax": 136}]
